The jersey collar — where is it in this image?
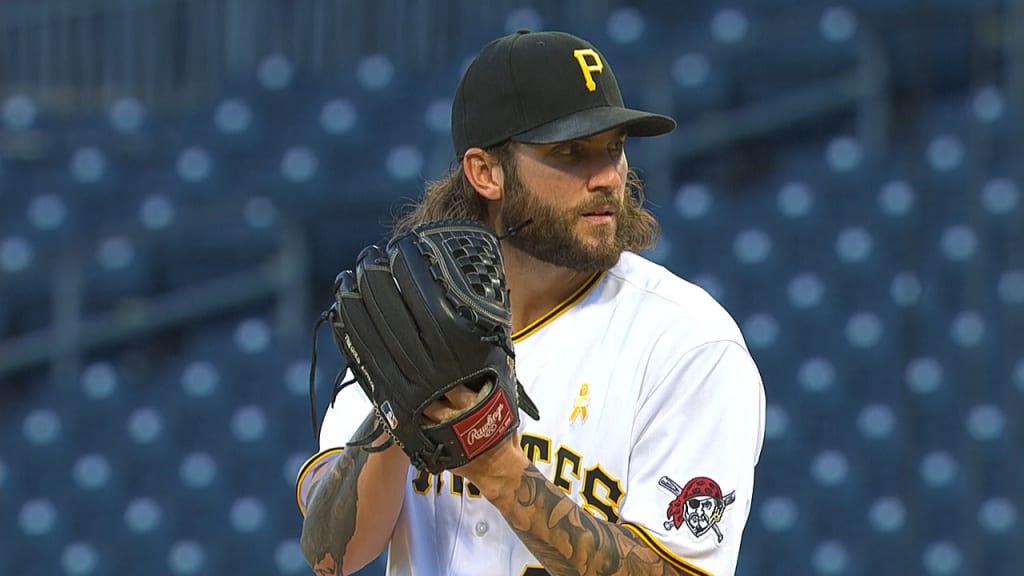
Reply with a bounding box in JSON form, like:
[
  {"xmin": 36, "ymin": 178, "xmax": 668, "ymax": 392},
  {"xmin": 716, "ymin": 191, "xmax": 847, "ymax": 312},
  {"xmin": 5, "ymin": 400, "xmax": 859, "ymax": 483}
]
[{"xmin": 511, "ymin": 272, "xmax": 604, "ymax": 343}]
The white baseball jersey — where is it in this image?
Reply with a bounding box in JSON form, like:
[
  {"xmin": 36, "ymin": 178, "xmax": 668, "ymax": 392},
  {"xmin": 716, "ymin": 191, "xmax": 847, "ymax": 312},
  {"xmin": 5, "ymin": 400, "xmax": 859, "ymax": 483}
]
[{"xmin": 312, "ymin": 251, "xmax": 766, "ymax": 576}]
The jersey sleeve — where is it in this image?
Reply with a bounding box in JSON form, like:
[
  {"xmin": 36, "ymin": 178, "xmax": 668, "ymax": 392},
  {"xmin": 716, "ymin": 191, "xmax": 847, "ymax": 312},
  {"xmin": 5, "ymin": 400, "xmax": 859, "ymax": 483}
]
[
  {"xmin": 295, "ymin": 372, "xmax": 376, "ymax": 515},
  {"xmin": 318, "ymin": 369, "xmax": 375, "ymax": 451},
  {"xmin": 620, "ymin": 339, "xmax": 766, "ymax": 576}
]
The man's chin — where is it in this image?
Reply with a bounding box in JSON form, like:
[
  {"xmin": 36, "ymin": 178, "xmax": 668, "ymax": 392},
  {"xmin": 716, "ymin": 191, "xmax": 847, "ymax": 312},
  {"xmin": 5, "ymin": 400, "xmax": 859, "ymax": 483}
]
[
  {"xmin": 534, "ymin": 247, "xmax": 619, "ymax": 272},
  {"xmin": 576, "ymin": 225, "xmax": 617, "ymax": 246},
  {"xmin": 573, "ymin": 247, "xmax": 622, "ymax": 272},
  {"xmin": 583, "ymin": 235, "xmax": 621, "ymax": 258}
]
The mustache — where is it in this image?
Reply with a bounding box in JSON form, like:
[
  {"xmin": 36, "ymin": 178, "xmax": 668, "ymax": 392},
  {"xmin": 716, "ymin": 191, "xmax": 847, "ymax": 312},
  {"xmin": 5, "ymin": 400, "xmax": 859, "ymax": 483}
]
[{"xmin": 576, "ymin": 194, "xmax": 623, "ymax": 214}]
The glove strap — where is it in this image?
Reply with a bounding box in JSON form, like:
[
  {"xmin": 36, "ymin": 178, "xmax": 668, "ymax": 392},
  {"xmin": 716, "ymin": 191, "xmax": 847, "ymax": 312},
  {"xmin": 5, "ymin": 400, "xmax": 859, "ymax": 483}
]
[
  {"xmin": 516, "ymin": 380, "xmax": 540, "ymax": 421},
  {"xmin": 307, "ymin": 308, "xmax": 334, "ymax": 442},
  {"xmin": 347, "ymin": 417, "xmax": 394, "ymax": 453}
]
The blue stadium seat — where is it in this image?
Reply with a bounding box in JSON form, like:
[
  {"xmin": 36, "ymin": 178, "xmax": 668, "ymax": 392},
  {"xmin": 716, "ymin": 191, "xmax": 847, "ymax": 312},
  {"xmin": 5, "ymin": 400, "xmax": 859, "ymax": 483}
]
[
  {"xmin": 111, "ymin": 530, "xmax": 176, "ymax": 576},
  {"xmin": 232, "ymin": 143, "xmax": 333, "ymax": 217},
  {"xmin": 195, "ymin": 95, "xmax": 272, "ymax": 157},
  {"xmin": 161, "ymin": 535, "xmax": 223, "ymax": 576},
  {"xmin": 667, "ymin": 46, "xmax": 735, "ymax": 118},
  {"xmin": 79, "ymin": 235, "xmax": 158, "ymax": 312},
  {"xmin": 5, "ymin": 492, "xmax": 74, "ymax": 575},
  {"xmin": 699, "ymin": 6, "xmax": 861, "ymax": 104}
]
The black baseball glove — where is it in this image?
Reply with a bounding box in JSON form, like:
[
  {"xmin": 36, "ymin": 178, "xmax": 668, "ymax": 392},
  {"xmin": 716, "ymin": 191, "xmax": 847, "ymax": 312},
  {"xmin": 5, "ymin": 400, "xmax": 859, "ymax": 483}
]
[{"xmin": 314, "ymin": 219, "xmax": 539, "ymax": 474}]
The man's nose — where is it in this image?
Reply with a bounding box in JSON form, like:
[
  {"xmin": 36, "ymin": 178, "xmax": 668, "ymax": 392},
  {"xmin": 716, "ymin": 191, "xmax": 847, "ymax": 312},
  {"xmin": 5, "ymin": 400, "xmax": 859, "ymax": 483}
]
[{"xmin": 587, "ymin": 154, "xmax": 625, "ymax": 192}]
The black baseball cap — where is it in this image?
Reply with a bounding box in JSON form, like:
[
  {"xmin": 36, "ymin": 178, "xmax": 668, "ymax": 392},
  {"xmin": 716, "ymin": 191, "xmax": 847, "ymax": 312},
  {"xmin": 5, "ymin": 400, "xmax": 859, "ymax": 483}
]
[{"xmin": 451, "ymin": 30, "xmax": 676, "ymax": 157}]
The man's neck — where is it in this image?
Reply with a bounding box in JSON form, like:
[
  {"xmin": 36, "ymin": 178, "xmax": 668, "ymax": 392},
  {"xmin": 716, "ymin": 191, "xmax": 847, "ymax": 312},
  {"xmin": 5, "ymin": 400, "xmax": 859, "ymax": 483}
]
[{"xmin": 501, "ymin": 245, "xmax": 596, "ymax": 334}]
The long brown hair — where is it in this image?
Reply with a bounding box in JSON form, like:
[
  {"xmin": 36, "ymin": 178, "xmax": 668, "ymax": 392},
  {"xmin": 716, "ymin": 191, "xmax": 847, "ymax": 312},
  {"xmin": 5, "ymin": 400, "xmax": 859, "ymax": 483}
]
[{"xmin": 392, "ymin": 143, "xmax": 661, "ymax": 254}]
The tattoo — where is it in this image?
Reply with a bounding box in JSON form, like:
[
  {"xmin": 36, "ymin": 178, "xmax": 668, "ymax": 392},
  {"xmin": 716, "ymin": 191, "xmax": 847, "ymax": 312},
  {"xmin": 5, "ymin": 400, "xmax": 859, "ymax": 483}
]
[
  {"xmin": 504, "ymin": 465, "xmax": 686, "ymax": 576},
  {"xmin": 312, "ymin": 554, "xmax": 339, "ymax": 576},
  {"xmin": 300, "ymin": 414, "xmax": 377, "ymax": 575}
]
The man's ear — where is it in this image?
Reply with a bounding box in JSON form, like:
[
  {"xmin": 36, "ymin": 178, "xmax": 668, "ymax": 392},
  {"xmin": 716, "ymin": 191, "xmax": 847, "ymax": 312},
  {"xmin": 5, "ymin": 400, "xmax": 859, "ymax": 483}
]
[{"xmin": 462, "ymin": 147, "xmax": 504, "ymax": 201}]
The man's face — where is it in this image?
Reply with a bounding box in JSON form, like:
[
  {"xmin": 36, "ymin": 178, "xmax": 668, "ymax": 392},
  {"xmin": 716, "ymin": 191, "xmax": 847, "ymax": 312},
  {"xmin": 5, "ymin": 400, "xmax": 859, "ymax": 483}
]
[{"xmin": 498, "ymin": 129, "xmax": 629, "ymax": 273}]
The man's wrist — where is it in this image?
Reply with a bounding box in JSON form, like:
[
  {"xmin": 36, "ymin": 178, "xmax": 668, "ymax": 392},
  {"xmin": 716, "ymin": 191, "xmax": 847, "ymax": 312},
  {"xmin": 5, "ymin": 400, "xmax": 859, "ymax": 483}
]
[{"xmin": 458, "ymin": 439, "xmax": 531, "ymax": 506}]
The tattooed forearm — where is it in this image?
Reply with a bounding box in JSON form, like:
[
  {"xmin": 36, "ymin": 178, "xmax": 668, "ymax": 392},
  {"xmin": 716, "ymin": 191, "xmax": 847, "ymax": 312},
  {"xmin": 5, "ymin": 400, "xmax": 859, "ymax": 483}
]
[
  {"xmin": 503, "ymin": 465, "xmax": 686, "ymax": 576},
  {"xmin": 299, "ymin": 415, "xmax": 376, "ymax": 576}
]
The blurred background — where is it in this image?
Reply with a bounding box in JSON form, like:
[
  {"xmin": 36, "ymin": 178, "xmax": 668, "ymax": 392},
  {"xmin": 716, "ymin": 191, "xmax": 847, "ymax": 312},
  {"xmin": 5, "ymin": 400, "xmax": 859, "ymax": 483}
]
[{"xmin": 0, "ymin": 0, "xmax": 1021, "ymax": 575}]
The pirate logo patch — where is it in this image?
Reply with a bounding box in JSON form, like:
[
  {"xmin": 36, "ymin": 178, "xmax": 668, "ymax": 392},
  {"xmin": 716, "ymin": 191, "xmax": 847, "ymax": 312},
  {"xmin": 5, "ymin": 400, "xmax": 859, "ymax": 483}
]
[{"xmin": 660, "ymin": 476, "xmax": 735, "ymax": 543}]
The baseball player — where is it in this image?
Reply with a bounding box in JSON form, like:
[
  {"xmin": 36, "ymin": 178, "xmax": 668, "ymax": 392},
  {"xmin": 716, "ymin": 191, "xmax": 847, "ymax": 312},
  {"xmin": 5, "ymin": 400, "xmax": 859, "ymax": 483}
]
[{"xmin": 297, "ymin": 30, "xmax": 766, "ymax": 576}]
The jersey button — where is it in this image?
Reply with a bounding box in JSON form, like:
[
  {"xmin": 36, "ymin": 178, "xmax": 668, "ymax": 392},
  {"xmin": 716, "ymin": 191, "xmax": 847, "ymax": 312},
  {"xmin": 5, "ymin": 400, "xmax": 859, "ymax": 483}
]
[{"xmin": 474, "ymin": 521, "xmax": 489, "ymax": 537}]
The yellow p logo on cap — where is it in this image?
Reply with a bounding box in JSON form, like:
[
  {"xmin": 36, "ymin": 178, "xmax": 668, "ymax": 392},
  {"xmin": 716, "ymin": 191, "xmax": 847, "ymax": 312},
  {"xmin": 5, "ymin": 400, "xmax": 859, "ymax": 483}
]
[{"xmin": 573, "ymin": 49, "xmax": 604, "ymax": 92}]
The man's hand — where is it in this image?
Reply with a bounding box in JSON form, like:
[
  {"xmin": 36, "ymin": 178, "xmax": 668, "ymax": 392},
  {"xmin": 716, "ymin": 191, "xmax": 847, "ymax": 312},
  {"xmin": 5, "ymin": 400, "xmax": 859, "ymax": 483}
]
[
  {"xmin": 422, "ymin": 384, "xmax": 532, "ymax": 503},
  {"xmin": 420, "ymin": 382, "xmax": 496, "ymax": 427}
]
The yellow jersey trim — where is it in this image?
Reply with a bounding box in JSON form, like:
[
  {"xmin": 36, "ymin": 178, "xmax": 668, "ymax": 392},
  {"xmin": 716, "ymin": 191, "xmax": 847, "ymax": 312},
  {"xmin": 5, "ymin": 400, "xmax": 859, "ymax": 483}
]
[
  {"xmin": 295, "ymin": 447, "xmax": 345, "ymax": 517},
  {"xmin": 512, "ymin": 272, "xmax": 604, "ymax": 343},
  {"xmin": 621, "ymin": 522, "xmax": 715, "ymax": 576}
]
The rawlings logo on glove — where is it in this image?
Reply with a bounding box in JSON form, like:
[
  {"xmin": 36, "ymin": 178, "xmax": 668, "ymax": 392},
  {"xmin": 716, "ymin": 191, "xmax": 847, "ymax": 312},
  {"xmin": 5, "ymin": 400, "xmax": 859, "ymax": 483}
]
[{"xmin": 454, "ymin": 390, "xmax": 514, "ymax": 459}]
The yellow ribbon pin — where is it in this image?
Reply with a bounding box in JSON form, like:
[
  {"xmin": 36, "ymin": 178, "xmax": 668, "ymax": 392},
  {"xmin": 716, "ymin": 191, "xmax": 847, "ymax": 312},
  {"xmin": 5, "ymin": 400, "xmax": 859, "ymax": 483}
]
[{"xmin": 570, "ymin": 383, "xmax": 590, "ymax": 424}]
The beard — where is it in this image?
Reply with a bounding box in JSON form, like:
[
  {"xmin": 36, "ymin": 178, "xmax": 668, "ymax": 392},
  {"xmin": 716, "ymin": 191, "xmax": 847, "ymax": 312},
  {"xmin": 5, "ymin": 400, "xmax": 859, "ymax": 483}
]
[{"xmin": 499, "ymin": 164, "xmax": 624, "ymax": 273}]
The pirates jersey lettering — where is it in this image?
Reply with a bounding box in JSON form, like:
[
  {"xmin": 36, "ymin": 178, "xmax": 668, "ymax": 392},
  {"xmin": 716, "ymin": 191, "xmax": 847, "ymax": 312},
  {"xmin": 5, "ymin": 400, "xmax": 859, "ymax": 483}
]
[{"xmin": 412, "ymin": 435, "xmax": 624, "ymax": 521}]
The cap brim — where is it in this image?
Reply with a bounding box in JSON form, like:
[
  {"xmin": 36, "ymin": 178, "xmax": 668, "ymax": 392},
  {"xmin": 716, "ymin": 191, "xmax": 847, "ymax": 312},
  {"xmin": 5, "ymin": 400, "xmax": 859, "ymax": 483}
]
[{"xmin": 512, "ymin": 106, "xmax": 676, "ymax": 144}]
